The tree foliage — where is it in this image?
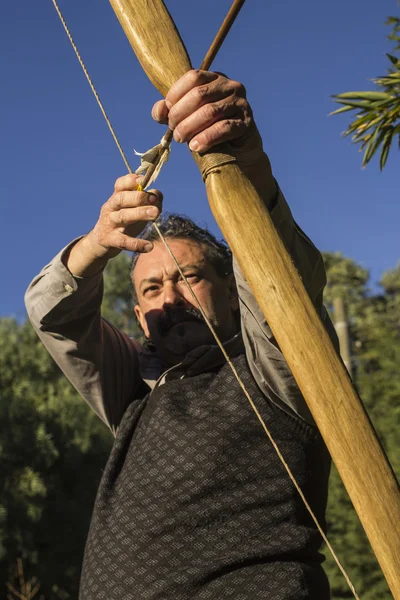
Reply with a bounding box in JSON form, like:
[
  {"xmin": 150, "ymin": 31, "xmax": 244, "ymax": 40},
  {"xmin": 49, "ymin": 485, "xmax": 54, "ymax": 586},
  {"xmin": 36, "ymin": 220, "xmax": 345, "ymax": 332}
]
[
  {"xmin": 322, "ymin": 252, "xmax": 400, "ymax": 599},
  {"xmin": 0, "ymin": 317, "xmax": 112, "ymax": 598},
  {"xmin": 332, "ymin": 16, "xmax": 400, "ymax": 169}
]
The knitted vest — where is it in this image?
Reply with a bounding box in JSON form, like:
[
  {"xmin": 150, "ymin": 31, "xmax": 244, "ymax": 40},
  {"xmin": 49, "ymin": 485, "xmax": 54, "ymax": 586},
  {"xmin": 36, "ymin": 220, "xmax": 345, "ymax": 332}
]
[{"xmin": 80, "ymin": 353, "xmax": 331, "ymax": 599}]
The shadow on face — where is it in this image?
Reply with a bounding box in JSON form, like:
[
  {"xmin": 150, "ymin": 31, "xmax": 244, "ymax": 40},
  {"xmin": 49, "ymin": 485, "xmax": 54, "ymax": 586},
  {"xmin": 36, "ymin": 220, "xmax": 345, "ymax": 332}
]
[{"xmin": 132, "ymin": 239, "xmax": 239, "ymax": 364}]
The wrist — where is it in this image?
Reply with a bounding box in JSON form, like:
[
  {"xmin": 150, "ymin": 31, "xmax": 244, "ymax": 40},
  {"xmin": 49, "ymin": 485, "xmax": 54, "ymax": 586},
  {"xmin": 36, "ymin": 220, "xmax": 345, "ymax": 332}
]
[{"xmin": 65, "ymin": 233, "xmax": 116, "ymax": 277}]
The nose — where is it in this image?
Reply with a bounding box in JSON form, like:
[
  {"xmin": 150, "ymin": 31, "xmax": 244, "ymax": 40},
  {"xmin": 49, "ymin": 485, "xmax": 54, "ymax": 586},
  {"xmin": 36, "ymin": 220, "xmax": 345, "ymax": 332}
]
[{"xmin": 162, "ymin": 281, "xmax": 186, "ymax": 308}]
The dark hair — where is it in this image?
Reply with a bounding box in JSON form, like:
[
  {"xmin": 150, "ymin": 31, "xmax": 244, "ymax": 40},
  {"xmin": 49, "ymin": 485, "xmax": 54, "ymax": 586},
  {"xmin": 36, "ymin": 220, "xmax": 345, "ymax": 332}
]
[{"xmin": 130, "ymin": 214, "xmax": 232, "ymax": 305}]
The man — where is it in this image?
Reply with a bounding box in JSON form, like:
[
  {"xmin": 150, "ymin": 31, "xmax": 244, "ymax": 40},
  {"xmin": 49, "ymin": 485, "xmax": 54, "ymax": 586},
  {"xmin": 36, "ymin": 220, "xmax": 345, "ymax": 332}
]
[{"xmin": 25, "ymin": 71, "xmax": 336, "ymax": 599}]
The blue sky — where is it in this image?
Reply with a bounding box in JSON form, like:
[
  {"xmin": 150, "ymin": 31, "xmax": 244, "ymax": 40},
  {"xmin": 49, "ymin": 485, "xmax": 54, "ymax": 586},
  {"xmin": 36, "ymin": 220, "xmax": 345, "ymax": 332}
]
[{"xmin": 1, "ymin": 0, "xmax": 399, "ymax": 318}]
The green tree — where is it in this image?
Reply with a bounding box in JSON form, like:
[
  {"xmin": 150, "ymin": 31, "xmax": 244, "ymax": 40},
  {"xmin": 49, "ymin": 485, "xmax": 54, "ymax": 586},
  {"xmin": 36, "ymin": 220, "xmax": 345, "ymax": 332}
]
[
  {"xmin": 331, "ymin": 16, "xmax": 400, "ymax": 169},
  {"xmin": 0, "ymin": 318, "xmax": 112, "ymax": 598},
  {"xmin": 322, "ymin": 252, "xmax": 369, "ymax": 316},
  {"xmin": 322, "ymin": 253, "xmax": 400, "ymax": 599}
]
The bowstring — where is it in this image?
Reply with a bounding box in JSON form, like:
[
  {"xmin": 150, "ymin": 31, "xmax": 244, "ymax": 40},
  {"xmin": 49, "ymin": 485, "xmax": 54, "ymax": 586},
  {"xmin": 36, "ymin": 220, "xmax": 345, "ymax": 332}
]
[{"xmin": 50, "ymin": 2, "xmax": 360, "ymax": 597}]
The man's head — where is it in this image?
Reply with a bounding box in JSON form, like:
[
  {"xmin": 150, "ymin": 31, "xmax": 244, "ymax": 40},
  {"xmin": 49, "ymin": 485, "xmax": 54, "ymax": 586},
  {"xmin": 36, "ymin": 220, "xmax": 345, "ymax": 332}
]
[{"xmin": 131, "ymin": 215, "xmax": 239, "ymax": 365}]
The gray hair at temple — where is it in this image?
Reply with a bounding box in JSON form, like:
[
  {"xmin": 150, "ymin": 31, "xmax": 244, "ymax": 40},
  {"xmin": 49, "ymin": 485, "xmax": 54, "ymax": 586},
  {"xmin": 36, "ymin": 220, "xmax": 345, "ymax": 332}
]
[{"xmin": 130, "ymin": 214, "xmax": 233, "ymax": 306}]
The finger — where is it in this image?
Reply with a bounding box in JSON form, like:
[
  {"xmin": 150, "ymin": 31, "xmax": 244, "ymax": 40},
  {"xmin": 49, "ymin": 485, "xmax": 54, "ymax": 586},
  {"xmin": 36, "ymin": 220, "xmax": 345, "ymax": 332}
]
[
  {"xmin": 108, "ymin": 190, "xmax": 163, "ymax": 211},
  {"xmin": 188, "ymin": 118, "xmax": 248, "ymax": 153},
  {"xmin": 152, "ymin": 100, "xmax": 169, "ymax": 124},
  {"xmin": 165, "ymin": 70, "xmax": 219, "ymax": 108},
  {"xmin": 173, "ymin": 97, "xmax": 247, "ymax": 144},
  {"xmin": 108, "ymin": 231, "xmax": 154, "ymax": 253},
  {"xmin": 110, "ymin": 205, "xmax": 160, "ymax": 227},
  {"xmin": 168, "ymin": 82, "xmax": 237, "ymax": 133},
  {"xmin": 114, "ymin": 173, "xmax": 143, "ymax": 192}
]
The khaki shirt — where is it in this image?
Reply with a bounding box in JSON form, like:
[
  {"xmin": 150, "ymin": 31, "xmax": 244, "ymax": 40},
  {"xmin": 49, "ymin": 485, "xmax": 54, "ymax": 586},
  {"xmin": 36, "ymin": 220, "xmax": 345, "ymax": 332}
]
[{"xmin": 25, "ymin": 188, "xmax": 337, "ymax": 436}]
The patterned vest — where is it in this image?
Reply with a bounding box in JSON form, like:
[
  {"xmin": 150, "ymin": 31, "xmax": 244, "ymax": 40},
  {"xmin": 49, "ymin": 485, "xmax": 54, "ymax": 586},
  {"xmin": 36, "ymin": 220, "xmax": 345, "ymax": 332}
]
[{"xmin": 80, "ymin": 353, "xmax": 331, "ymax": 599}]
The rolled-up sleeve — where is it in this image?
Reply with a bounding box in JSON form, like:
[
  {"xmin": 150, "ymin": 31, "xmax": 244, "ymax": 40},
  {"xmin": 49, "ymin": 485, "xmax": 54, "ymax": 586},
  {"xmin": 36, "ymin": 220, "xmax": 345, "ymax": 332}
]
[
  {"xmin": 235, "ymin": 186, "xmax": 339, "ymax": 425},
  {"xmin": 25, "ymin": 241, "xmax": 143, "ymax": 434}
]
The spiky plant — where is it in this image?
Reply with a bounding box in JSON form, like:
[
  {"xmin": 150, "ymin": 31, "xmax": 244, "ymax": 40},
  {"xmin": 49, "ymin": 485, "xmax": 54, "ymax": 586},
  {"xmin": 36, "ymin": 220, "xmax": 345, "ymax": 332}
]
[{"xmin": 331, "ymin": 16, "xmax": 400, "ymax": 170}]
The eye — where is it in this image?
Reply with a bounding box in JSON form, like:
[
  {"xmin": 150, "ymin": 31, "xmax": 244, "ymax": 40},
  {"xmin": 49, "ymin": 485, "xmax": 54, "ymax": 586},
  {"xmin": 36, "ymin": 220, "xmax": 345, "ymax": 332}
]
[
  {"xmin": 181, "ymin": 273, "xmax": 200, "ymax": 283},
  {"xmin": 143, "ymin": 284, "xmax": 160, "ymax": 296}
]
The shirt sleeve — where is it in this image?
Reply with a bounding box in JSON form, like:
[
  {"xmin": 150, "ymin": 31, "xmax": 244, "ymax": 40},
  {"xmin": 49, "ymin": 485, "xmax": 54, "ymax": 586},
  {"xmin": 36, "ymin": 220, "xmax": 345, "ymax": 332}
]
[
  {"xmin": 24, "ymin": 240, "xmax": 144, "ymax": 435},
  {"xmin": 234, "ymin": 185, "xmax": 339, "ymax": 425}
]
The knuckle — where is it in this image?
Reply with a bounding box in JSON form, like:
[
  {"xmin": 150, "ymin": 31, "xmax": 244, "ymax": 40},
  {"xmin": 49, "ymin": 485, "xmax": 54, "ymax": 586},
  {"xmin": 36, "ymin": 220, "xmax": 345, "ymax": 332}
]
[
  {"xmin": 215, "ymin": 120, "xmax": 230, "ymax": 136},
  {"xmin": 114, "ymin": 191, "xmax": 124, "ymax": 209},
  {"xmin": 127, "ymin": 174, "xmax": 138, "ymax": 189},
  {"xmin": 187, "ymin": 69, "xmax": 202, "ymax": 86},
  {"xmin": 114, "ymin": 174, "xmax": 137, "ymax": 192},
  {"xmin": 131, "ymin": 238, "xmax": 141, "ymax": 251},
  {"xmin": 199, "ymin": 129, "xmax": 213, "ymax": 147},
  {"xmin": 100, "ymin": 203, "xmax": 110, "ymax": 219},
  {"xmin": 235, "ymin": 96, "xmax": 247, "ymax": 109},
  {"xmin": 195, "ymin": 84, "xmax": 210, "ymax": 100},
  {"xmin": 204, "ymin": 102, "xmax": 222, "ymax": 121},
  {"xmin": 231, "ymin": 80, "xmax": 246, "ymax": 97},
  {"xmin": 116, "ymin": 233, "xmax": 128, "ymax": 250},
  {"xmin": 114, "ymin": 176, "xmax": 123, "ymax": 191},
  {"xmin": 118, "ymin": 208, "xmax": 128, "ymax": 225}
]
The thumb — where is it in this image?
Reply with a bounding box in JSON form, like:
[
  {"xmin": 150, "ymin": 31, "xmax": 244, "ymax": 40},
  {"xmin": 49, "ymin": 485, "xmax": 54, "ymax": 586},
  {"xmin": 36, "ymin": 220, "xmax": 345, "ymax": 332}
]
[{"xmin": 152, "ymin": 99, "xmax": 169, "ymax": 124}]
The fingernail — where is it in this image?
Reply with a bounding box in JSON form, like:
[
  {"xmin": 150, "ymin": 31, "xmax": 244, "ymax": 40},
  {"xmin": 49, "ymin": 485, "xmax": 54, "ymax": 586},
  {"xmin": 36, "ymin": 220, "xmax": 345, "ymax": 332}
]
[
  {"xmin": 189, "ymin": 140, "xmax": 199, "ymax": 151},
  {"xmin": 174, "ymin": 130, "xmax": 182, "ymax": 143},
  {"xmin": 144, "ymin": 243, "xmax": 153, "ymax": 253},
  {"xmin": 146, "ymin": 207, "xmax": 157, "ymax": 217},
  {"xmin": 153, "ymin": 106, "xmax": 161, "ymax": 122}
]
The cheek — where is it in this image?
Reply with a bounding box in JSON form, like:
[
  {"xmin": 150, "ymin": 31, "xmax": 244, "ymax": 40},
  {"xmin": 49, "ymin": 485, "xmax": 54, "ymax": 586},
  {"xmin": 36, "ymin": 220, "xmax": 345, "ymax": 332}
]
[
  {"xmin": 191, "ymin": 281, "xmax": 228, "ymax": 316},
  {"xmin": 184, "ymin": 281, "xmax": 214, "ymax": 309}
]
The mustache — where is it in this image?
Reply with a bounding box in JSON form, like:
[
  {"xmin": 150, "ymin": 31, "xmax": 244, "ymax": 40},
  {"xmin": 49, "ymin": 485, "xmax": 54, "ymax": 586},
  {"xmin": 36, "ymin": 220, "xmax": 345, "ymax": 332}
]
[{"xmin": 157, "ymin": 306, "xmax": 204, "ymax": 336}]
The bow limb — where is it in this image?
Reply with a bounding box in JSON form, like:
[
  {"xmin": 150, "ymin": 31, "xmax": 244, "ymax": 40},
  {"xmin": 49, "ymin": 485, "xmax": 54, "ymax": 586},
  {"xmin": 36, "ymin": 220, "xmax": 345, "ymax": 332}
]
[{"xmin": 109, "ymin": 1, "xmax": 400, "ymax": 596}]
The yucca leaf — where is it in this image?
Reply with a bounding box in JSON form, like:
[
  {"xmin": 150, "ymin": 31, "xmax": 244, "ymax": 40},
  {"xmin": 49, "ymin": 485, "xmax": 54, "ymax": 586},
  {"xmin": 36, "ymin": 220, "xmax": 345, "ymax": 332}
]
[
  {"xmin": 362, "ymin": 127, "xmax": 386, "ymax": 166},
  {"xmin": 329, "ymin": 105, "xmax": 356, "ymax": 116},
  {"xmin": 346, "ymin": 115, "xmax": 384, "ymax": 136},
  {"xmin": 379, "ymin": 128, "xmax": 394, "ymax": 170},
  {"xmin": 361, "ymin": 124, "xmax": 383, "ymax": 162},
  {"xmin": 385, "ymin": 17, "xmax": 400, "ymax": 26},
  {"xmin": 333, "ymin": 100, "xmax": 377, "ymax": 111},
  {"xmin": 334, "ymin": 91, "xmax": 390, "ymax": 101},
  {"xmin": 332, "ymin": 15, "xmax": 399, "ymax": 170},
  {"xmin": 387, "ymin": 53, "xmax": 400, "ymax": 66},
  {"xmin": 359, "ymin": 134, "xmax": 373, "ymax": 149}
]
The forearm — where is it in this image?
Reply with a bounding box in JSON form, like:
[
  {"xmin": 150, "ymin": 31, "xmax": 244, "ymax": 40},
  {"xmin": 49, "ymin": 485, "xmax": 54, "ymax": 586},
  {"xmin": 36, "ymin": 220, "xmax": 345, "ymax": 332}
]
[
  {"xmin": 25, "ymin": 242, "xmax": 142, "ymax": 432},
  {"xmin": 65, "ymin": 231, "xmax": 115, "ymax": 277}
]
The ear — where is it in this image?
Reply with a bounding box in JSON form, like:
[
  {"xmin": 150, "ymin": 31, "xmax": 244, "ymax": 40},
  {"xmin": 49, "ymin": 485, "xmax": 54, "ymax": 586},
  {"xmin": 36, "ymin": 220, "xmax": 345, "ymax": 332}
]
[
  {"xmin": 227, "ymin": 273, "xmax": 239, "ymax": 312},
  {"xmin": 134, "ymin": 304, "xmax": 151, "ymax": 338}
]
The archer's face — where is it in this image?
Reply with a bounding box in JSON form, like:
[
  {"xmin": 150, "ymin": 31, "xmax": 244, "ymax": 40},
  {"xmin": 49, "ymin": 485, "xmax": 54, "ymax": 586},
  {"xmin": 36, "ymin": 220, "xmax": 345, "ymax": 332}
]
[{"xmin": 133, "ymin": 239, "xmax": 239, "ymax": 365}]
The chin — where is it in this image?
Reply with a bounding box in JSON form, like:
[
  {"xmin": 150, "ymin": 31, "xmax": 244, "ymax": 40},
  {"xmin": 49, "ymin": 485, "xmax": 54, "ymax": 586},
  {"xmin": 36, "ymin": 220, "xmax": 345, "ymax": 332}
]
[{"xmin": 159, "ymin": 322, "xmax": 215, "ymax": 361}]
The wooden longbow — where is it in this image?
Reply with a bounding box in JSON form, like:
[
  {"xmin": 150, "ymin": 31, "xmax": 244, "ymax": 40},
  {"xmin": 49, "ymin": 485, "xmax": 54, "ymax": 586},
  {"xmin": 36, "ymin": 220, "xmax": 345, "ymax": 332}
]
[{"xmin": 103, "ymin": 1, "xmax": 400, "ymax": 596}]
